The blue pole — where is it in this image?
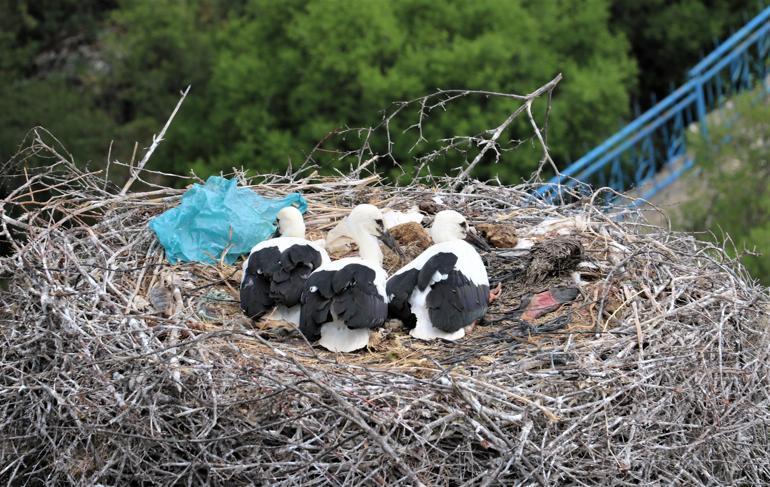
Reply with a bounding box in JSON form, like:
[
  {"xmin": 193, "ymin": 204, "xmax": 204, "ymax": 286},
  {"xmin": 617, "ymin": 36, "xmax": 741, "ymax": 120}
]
[{"xmin": 695, "ymin": 78, "xmax": 709, "ymax": 139}]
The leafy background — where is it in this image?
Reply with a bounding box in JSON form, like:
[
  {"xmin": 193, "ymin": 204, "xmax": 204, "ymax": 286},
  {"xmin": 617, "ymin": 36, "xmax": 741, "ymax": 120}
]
[
  {"xmin": 682, "ymin": 92, "xmax": 770, "ymax": 284},
  {"xmin": 1, "ymin": 0, "xmax": 754, "ymax": 181}
]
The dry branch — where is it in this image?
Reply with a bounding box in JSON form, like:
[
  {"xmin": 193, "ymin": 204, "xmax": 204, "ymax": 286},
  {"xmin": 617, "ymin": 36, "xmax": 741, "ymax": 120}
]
[{"xmin": 301, "ymin": 74, "xmax": 562, "ymax": 187}]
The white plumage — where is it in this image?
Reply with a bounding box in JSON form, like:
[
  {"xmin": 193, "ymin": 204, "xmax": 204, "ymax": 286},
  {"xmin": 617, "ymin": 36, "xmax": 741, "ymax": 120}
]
[
  {"xmin": 299, "ymin": 204, "xmax": 400, "ymax": 352},
  {"xmin": 240, "ymin": 207, "xmax": 330, "ymax": 325},
  {"xmin": 387, "ymin": 210, "xmax": 491, "ymax": 341}
]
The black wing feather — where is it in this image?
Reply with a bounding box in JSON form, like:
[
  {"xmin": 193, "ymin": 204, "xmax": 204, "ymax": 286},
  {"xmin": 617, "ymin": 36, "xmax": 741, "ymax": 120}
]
[
  {"xmin": 417, "ymin": 253, "xmax": 458, "ymax": 290},
  {"xmin": 299, "ymin": 271, "xmax": 334, "ymax": 341},
  {"xmin": 427, "ymin": 270, "xmax": 489, "ymax": 333},
  {"xmin": 300, "ymin": 264, "xmax": 387, "ymax": 341},
  {"xmin": 386, "ymin": 268, "xmax": 419, "ymax": 329},
  {"xmin": 240, "ymin": 246, "xmax": 281, "ymax": 320},
  {"xmin": 269, "ymin": 244, "xmax": 323, "ymax": 306}
]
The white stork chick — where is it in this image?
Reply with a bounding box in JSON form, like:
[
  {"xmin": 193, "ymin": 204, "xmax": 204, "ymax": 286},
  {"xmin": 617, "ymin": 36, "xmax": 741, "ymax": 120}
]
[
  {"xmin": 300, "ymin": 204, "xmax": 401, "ymax": 352},
  {"xmin": 240, "ymin": 206, "xmax": 330, "ymax": 325},
  {"xmin": 387, "ymin": 210, "xmax": 494, "ymax": 341}
]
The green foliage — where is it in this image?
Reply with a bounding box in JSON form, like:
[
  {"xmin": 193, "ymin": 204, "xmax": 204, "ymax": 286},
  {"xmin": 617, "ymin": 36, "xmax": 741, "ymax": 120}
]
[
  {"xmin": 0, "ymin": 78, "xmax": 116, "ymax": 165},
  {"xmin": 0, "ymin": 0, "xmax": 116, "ymax": 77},
  {"xmin": 611, "ymin": 0, "xmax": 756, "ymax": 103},
  {"xmin": 149, "ymin": 0, "xmax": 636, "ymax": 181},
  {"xmin": 0, "ymin": 0, "xmax": 117, "ymax": 164},
  {"xmin": 0, "ymin": 0, "xmax": 757, "ymax": 186},
  {"xmin": 1, "ymin": 0, "xmax": 636, "ymax": 184},
  {"xmin": 97, "ymin": 0, "xmax": 224, "ymax": 174},
  {"xmin": 681, "ymin": 92, "xmax": 770, "ymax": 284}
]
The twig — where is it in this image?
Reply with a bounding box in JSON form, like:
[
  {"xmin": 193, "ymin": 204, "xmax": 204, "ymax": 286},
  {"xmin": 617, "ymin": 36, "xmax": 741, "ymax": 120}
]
[
  {"xmin": 119, "ymin": 85, "xmax": 190, "ymax": 195},
  {"xmin": 453, "ymin": 74, "xmax": 562, "ymax": 188}
]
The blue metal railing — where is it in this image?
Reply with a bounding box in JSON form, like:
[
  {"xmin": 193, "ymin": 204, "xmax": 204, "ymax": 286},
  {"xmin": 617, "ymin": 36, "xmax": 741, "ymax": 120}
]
[{"xmin": 537, "ymin": 5, "xmax": 770, "ymax": 204}]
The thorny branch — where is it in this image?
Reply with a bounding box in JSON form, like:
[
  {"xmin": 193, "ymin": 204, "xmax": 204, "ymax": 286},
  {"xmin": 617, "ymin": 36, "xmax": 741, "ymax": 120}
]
[{"xmin": 303, "ymin": 75, "xmax": 563, "ymax": 187}]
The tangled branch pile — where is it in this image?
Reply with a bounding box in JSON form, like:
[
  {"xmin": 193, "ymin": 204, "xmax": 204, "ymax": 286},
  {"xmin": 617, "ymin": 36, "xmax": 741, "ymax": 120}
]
[{"xmin": 1, "ymin": 129, "xmax": 769, "ymax": 485}]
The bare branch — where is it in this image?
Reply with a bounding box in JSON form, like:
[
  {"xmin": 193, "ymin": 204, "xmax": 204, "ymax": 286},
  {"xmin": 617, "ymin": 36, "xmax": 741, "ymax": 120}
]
[
  {"xmin": 119, "ymin": 85, "xmax": 190, "ymax": 195},
  {"xmin": 305, "ymin": 75, "xmax": 562, "ymax": 187}
]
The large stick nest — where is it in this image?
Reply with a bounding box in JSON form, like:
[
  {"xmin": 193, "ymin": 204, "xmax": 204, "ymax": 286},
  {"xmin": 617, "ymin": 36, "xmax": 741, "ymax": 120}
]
[{"xmin": 2, "ymin": 135, "xmax": 770, "ymax": 486}]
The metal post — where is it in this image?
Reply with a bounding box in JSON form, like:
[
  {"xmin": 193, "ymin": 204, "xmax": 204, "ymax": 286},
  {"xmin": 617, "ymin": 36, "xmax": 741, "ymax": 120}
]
[{"xmin": 695, "ymin": 78, "xmax": 709, "ymax": 140}]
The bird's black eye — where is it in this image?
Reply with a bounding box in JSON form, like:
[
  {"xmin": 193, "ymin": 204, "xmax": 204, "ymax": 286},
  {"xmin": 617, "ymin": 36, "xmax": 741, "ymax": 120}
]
[
  {"xmin": 462, "ymin": 221, "xmax": 468, "ymax": 229},
  {"xmin": 375, "ymin": 218, "xmax": 383, "ymax": 227}
]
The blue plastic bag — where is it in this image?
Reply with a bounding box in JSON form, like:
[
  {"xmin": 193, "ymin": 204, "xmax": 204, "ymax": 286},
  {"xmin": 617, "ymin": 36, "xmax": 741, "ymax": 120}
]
[{"xmin": 149, "ymin": 176, "xmax": 307, "ymax": 264}]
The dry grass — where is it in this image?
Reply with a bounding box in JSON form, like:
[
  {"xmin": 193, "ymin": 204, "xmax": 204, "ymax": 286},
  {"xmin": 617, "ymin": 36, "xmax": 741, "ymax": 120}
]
[{"xmin": 1, "ymin": 127, "xmax": 769, "ymax": 486}]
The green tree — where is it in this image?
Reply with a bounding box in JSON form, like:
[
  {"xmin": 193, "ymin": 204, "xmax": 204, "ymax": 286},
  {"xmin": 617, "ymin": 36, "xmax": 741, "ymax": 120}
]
[
  {"xmin": 0, "ymin": 0, "xmax": 118, "ymax": 165},
  {"xmin": 3, "ymin": 0, "xmax": 757, "ymax": 186},
  {"xmin": 96, "ymin": 0, "xmax": 234, "ymax": 176},
  {"xmin": 611, "ymin": 0, "xmax": 756, "ymax": 106},
  {"xmin": 199, "ymin": 0, "xmax": 636, "ymax": 181},
  {"xmin": 680, "ymin": 92, "xmax": 770, "ymax": 284}
]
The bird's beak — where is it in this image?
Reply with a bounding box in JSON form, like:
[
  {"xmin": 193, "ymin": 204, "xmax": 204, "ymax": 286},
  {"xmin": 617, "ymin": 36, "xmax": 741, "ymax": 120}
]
[
  {"xmin": 378, "ymin": 229, "xmax": 405, "ymax": 258},
  {"xmin": 465, "ymin": 228, "xmax": 491, "ymax": 251}
]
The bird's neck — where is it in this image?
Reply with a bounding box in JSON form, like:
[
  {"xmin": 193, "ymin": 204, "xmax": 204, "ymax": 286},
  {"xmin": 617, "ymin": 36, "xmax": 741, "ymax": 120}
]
[
  {"xmin": 431, "ymin": 225, "xmax": 464, "ymax": 244},
  {"xmin": 356, "ymin": 233, "xmax": 383, "ymax": 267},
  {"xmin": 281, "ymin": 221, "xmax": 306, "ymax": 238}
]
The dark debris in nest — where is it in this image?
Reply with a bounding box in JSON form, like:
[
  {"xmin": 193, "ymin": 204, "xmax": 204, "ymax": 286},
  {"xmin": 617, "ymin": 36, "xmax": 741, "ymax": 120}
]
[{"xmin": 526, "ymin": 237, "xmax": 582, "ymax": 285}]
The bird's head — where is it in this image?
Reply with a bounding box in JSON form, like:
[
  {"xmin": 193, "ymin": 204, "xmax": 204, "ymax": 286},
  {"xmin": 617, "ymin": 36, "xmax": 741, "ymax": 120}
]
[
  {"xmin": 276, "ymin": 206, "xmax": 306, "ymax": 238},
  {"xmin": 347, "ymin": 204, "xmax": 403, "ymax": 257},
  {"xmin": 430, "ymin": 210, "xmax": 490, "ymax": 250}
]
